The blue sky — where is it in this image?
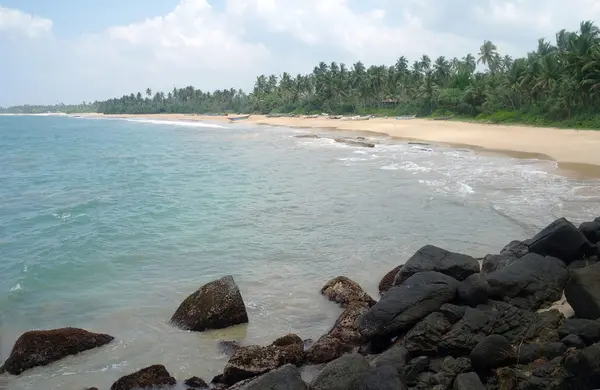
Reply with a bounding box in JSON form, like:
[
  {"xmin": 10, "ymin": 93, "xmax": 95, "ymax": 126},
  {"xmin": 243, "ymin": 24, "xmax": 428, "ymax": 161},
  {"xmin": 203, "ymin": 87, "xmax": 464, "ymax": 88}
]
[{"xmin": 1, "ymin": 0, "xmax": 598, "ymax": 106}]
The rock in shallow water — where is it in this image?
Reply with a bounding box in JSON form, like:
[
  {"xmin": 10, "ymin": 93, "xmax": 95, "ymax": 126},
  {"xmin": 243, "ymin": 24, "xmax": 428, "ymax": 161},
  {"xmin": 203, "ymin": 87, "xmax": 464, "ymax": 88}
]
[
  {"xmin": 170, "ymin": 275, "xmax": 248, "ymax": 331},
  {"xmin": 395, "ymin": 245, "xmax": 479, "ymax": 284},
  {"xmin": 378, "ymin": 265, "xmax": 402, "ymax": 296},
  {"xmin": 320, "ymin": 276, "xmax": 376, "ymax": 307},
  {"xmin": 110, "ymin": 365, "xmax": 176, "ymax": 390},
  {"xmin": 0, "ymin": 327, "xmax": 114, "ymax": 375}
]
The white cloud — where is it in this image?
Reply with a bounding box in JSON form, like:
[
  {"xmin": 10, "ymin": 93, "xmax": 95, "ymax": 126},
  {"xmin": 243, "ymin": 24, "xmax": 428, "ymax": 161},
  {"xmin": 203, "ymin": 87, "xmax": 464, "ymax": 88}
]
[{"xmin": 0, "ymin": 6, "xmax": 52, "ymax": 38}]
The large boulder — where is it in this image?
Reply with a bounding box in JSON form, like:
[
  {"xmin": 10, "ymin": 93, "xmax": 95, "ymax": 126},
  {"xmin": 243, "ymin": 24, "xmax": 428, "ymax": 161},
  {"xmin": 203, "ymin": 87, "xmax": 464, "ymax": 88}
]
[
  {"xmin": 565, "ymin": 262, "xmax": 600, "ymax": 319},
  {"xmin": 485, "ymin": 253, "xmax": 568, "ymax": 310},
  {"xmin": 378, "ymin": 265, "xmax": 402, "ymax": 296},
  {"xmin": 310, "ymin": 353, "xmax": 371, "ymax": 390},
  {"xmin": 372, "ymin": 343, "xmax": 409, "ymax": 372},
  {"xmin": 457, "ymin": 273, "xmax": 490, "ymax": 307},
  {"xmin": 525, "ymin": 217, "xmax": 594, "ymax": 263},
  {"xmin": 469, "ymin": 335, "xmax": 515, "ymax": 371},
  {"xmin": 453, "ymin": 372, "xmax": 485, "ymax": 390},
  {"xmin": 222, "ymin": 334, "xmax": 304, "ymax": 385},
  {"xmin": 395, "ymin": 245, "xmax": 479, "ymax": 284},
  {"xmin": 110, "ymin": 365, "xmax": 176, "ymax": 390},
  {"xmin": 171, "ymin": 275, "xmax": 248, "ymax": 331},
  {"xmin": 184, "ymin": 376, "xmax": 208, "ymax": 388},
  {"xmin": 558, "ymin": 318, "xmax": 600, "ymax": 344},
  {"xmin": 402, "ymin": 312, "xmax": 451, "ymax": 354},
  {"xmin": 500, "ymin": 240, "xmax": 529, "ymax": 258},
  {"xmin": 580, "ymin": 220, "xmax": 600, "ymax": 244},
  {"xmin": 0, "ymin": 327, "xmax": 114, "ymax": 375},
  {"xmin": 235, "ymin": 364, "xmax": 308, "ymax": 390},
  {"xmin": 320, "ymin": 276, "xmax": 375, "ymax": 307},
  {"xmin": 358, "ymin": 272, "xmax": 459, "ymax": 339},
  {"xmin": 354, "ymin": 365, "xmax": 408, "ymax": 390},
  {"xmin": 305, "ymin": 303, "xmax": 368, "ymax": 363},
  {"xmin": 480, "ymin": 254, "xmax": 519, "ymax": 274}
]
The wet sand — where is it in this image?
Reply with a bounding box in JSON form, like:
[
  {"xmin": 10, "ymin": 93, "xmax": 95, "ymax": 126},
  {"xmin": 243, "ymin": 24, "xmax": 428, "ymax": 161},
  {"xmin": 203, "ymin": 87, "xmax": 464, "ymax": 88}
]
[{"xmin": 79, "ymin": 113, "xmax": 600, "ymax": 179}]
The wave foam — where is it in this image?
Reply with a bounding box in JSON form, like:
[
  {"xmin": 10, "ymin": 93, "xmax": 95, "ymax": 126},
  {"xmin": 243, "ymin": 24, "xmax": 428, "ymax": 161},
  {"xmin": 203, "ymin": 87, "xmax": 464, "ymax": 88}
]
[{"xmin": 123, "ymin": 118, "xmax": 226, "ymax": 129}]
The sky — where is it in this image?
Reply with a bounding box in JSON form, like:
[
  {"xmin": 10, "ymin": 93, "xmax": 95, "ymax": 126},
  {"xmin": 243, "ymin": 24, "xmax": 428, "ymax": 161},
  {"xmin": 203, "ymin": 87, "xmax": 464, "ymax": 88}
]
[{"xmin": 1, "ymin": 0, "xmax": 600, "ymax": 107}]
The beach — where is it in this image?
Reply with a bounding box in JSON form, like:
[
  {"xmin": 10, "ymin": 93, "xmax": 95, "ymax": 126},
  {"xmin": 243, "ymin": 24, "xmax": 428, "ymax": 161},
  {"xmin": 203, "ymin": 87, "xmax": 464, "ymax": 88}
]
[{"xmin": 83, "ymin": 113, "xmax": 600, "ymax": 178}]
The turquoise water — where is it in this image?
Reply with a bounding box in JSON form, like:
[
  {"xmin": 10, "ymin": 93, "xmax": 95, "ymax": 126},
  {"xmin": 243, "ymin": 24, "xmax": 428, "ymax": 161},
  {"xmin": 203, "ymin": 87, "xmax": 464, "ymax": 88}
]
[{"xmin": 1, "ymin": 115, "xmax": 599, "ymax": 389}]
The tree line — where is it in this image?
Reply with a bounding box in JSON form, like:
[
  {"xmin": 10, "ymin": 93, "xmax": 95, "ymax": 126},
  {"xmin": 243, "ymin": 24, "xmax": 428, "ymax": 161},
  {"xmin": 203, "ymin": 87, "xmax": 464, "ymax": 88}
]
[{"xmin": 4, "ymin": 21, "xmax": 600, "ymax": 128}]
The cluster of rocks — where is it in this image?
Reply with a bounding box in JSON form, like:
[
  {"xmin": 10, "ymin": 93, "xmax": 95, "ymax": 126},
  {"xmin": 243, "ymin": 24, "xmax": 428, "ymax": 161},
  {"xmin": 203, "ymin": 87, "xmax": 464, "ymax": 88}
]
[
  {"xmin": 3, "ymin": 217, "xmax": 600, "ymax": 390},
  {"xmin": 294, "ymin": 134, "xmax": 376, "ymax": 148}
]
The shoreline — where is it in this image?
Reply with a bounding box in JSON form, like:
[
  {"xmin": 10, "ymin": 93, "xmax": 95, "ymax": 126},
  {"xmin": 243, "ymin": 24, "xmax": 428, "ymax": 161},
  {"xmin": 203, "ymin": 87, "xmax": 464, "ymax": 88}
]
[{"xmin": 77, "ymin": 113, "xmax": 600, "ymax": 179}]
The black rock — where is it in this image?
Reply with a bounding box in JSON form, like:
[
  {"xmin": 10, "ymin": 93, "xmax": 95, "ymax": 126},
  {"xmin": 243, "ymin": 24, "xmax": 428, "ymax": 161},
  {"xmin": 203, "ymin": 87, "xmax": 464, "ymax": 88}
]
[
  {"xmin": 184, "ymin": 376, "xmax": 208, "ymax": 388},
  {"xmin": 372, "ymin": 343, "xmax": 409, "ymax": 372},
  {"xmin": 565, "ymin": 262, "xmax": 600, "ymax": 319},
  {"xmin": 517, "ymin": 343, "xmax": 542, "ymax": 364},
  {"xmin": 378, "ymin": 265, "xmax": 402, "ymax": 296},
  {"xmin": 457, "ymin": 273, "xmax": 490, "ymax": 306},
  {"xmin": 500, "ymin": 240, "xmax": 529, "ymax": 258},
  {"xmin": 395, "ymin": 245, "xmax": 479, "ymax": 283},
  {"xmin": 485, "ymin": 253, "xmax": 568, "ymax": 310},
  {"xmin": 358, "ymin": 272, "xmax": 458, "ymax": 339},
  {"xmin": 525, "ymin": 217, "xmax": 594, "ymax": 263},
  {"xmin": 398, "ymin": 356, "xmax": 429, "ymax": 386},
  {"xmin": 561, "ymin": 333, "xmax": 586, "ymax": 349},
  {"xmin": 568, "ymin": 256, "xmax": 599, "ymax": 270},
  {"xmin": 403, "ymin": 312, "xmax": 451, "ymax": 354},
  {"xmin": 558, "ymin": 318, "xmax": 600, "ymax": 344},
  {"xmin": 110, "ymin": 365, "xmax": 176, "ymax": 390},
  {"xmin": 453, "ymin": 372, "xmax": 485, "ymax": 390},
  {"xmin": 542, "ymin": 342, "xmax": 567, "ymax": 359},
  {"xmin": 563, "ymin": 342, "xmax": 600, "ymax": 389},
  {"xmin": 580, "ymin": 220, "xmax": 600, "ymax": 244},
  {"xmin": 469, "ymin": 335, "xmax": 514, "ymax": 371},
  {"xmin": 438, "ymin": 304, "xmax": 465, "ymax": 324},
  {"xmin": 234, "ymin": 364, "xmax": 308, "ymax": 390},
  {"xmin": 480, "ymin": 254, "xmax": 519, "ymax": 274},
  {"xmin": 310, "ymin": 353, "xmax": 371, "ymax": 390},
  {"xmin": 355, "ymin": 364, "xmax": 408, "ymax": 390}
]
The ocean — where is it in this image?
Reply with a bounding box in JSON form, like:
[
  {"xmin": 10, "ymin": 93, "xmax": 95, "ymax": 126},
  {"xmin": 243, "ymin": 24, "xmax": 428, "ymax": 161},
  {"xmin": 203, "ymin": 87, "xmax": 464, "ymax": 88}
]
[{"xmin": 1, "ymin": 115, "xmax": 599, "ymax": 389}]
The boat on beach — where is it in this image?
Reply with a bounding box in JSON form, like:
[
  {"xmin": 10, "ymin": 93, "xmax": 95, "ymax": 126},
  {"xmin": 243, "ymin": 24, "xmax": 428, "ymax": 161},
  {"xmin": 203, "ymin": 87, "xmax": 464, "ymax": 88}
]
[
  {"xmin": 227, "ymin": 115, "xmax": 251, "ymax": 121},
  {"xmin": 396, "ymin": 115, "xmax": 416, "ymax": 120},
  {"xmin": 433, "ymin": 116, "xmax": 453, "ymax": 121}
]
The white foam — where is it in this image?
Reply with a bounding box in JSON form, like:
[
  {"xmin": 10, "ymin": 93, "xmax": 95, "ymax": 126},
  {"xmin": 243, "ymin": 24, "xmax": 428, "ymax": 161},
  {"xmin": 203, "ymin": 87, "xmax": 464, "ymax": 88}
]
[
  {"xmin": 380, "ymin": 164, "xmax": 399, "ymax": 170},
  {"xmin": 123, "ymin": 118, "xmax": 226, "ymax": 129},
  {"xmin": 10, "ymin": 283, "xmax": 21, "ymax": 292}
]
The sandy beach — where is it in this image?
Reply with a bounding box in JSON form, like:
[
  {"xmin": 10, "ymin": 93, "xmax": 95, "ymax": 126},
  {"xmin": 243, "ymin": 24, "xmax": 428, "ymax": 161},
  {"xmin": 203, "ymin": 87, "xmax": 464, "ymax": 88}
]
[{"xmin": 81, "ymin": 113, "xmax": 600, "ymax": 178}]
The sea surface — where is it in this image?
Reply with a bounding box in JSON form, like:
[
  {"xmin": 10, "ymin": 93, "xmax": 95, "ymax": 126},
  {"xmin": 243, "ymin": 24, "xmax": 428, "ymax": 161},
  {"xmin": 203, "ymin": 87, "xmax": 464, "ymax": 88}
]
[{"xmin": 1, "ymin": 115, "xmax": 599, "ymax": 389}]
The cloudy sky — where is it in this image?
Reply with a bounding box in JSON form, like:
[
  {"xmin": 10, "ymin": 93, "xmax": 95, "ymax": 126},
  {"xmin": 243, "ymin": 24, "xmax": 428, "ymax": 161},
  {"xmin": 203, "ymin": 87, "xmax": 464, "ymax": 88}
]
[{"xmin": 0, "ymin": 0, "xmax": 598, "ymax": 106}]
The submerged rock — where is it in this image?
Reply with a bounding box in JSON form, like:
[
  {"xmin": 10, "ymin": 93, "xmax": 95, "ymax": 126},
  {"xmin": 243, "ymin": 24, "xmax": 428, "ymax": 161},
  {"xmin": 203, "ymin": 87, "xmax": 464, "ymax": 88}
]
[
  {"xmin": 294, "ymin": 134, "xmax": 320, "ymax": 139},
  {"xmin": 334, "ymin": 138, "xmax": 375, "ymax": 148},
  {"xmin": 395, "ymin": 245, "xmax": 479, "ymax": 284},
  {"xmin": 1, "ymin": 327, "xmax": 114, "ymax": 375},
  {"xmin": 565, "ymin": 262, "xmax": 600, "ymax": 320},
  {"xmin": 110, "ymin": 365, "xmax": 176, "ymax": 390},
  {"xmin": 170, "ymin": 275, "xmax": 248, "ymax": 331},
  {"xmin": 320, "ymin": 276, "xmax": 376, "ymax": 307}
]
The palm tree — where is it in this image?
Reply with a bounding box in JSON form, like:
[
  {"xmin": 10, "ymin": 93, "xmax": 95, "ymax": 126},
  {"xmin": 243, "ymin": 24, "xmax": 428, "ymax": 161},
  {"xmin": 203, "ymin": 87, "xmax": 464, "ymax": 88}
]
[
  {"xmin": 146, "ymin": 88, "xmax": 152, "ymax": 98},
  {"xmin": 478, "ymin": 40, "xmax": 500, "ymax": 73}
]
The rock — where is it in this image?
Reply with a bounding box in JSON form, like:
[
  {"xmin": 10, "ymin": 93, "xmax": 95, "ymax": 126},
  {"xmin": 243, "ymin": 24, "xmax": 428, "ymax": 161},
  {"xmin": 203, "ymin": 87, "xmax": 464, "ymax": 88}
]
[
  {"xmin": 222, "ymin": 334, "xmax": 304, "ymax": 385},
  {"xmin": 469, "ymin": 335, "xmax": 514, "ymax": 371},
  {"xmin": 395, "ymin": 245, "xmax": 479, "ymax": 284},
  {"xmin": 438, "ymin": 304, "xmax": 465, "ymax": 324},
  {"xmin": 355, "ymin": 365, "xmax": 408, "ymax": 390},
  {"xmin": 295, "ymin": 134, "xmax": 320, "ymax": 139},
  {"xmin": 561, "ymin": 333, "xmax": 586, "ymax": 349},
  {"xmin": 485, "ymin": 253, "xmax": 568, "ymax": 310},
  {"xmin": 378, "ymin": 265, "xmax": 402, "ymax": 296},
  {"xmin": 403, "ymin": 312, "xmax": 451, "ymax": 354},
  {"xmin": 320, "ymin": 276, "xmax": 376, "ymax": 307},
  {"xmin": 305, "ymin": 303, "xmax": 368, "ymax": 363},
  {"xmin": 568, "ymin": 256, "xmax": 599, "ymax": 270},
  {"xmin": 453, "ymin": 372, "xmax": 485, "ymax": 390},
  {"xmin": 542, "ymin": 342, "xmax": 567, "ymax": 359},
  {"xmin": 558, "ymin": 318, "xmax": 600, "ymax": 344},
  {"xmin": 579, "ymin": 220, "xmax": 600, "ymax": 244},
  {"xmin": 358, "ymin": 272, "xmax": 459, "ymax": 338},
  {"xmin": 219, "ymin": 340, "xmax": 242, "ymax": 357},
  {"xmin": 563, "ymin": 342, "xmax": 600, "ymax": 389},
  {"xmin": 525, "ymin": 217, "xmax": 594, "ymax": 263},
  {"xmin": 110, "ymin": 365, "xmax": 176, "ymax": 390},
  {"xmin": 372, "ymin": 343, "xmax": 409, "ymax": 372},
  {"xmin": 500, "ymin": 240, "xmax": 529, "ymax": 258},
  {"xmin": 457, "ymin": 273, "xmax": 490, "ymax": 306},
  {"xmin": 334, "ymin": 138, "xmax": 375, "ymax": 148},
  {"xmin": 184, "ymin": 376, "xmax": 208, "ymax": 388},
  {"xmin": 310, "ymin": 353, "xmax": 371, "ymax": 390},
  {"xmin": 83, "ymin": 388, "xmax": 99, "ymax": 390},
  {"xmin": 516, "ymin": 343, "xmax": 542, "ymax": 364},
  {"xmin": 565, "ymin": 262, "xmax": 600, "ymax": 319},
  {"xmin": 430, "ymin": 357, "xmax": 472, "ymax": 388},
  {"xmin": 480, "ymin": 254, "xmax": 519, "ymax": 274},
  {"xmin": 398, "ymin": 356, "xmax": 429, "ymax": 386},
  {"xmin": 0, "ymin": 327, "xmax": 114, "ymax": 375},
  {"xmin": 171, "ymin": 275, "xmax": 248, "ymax": 331},
  {"xmin": 235, "ymin": 364, "xmax": 308, "ymax": 390}
]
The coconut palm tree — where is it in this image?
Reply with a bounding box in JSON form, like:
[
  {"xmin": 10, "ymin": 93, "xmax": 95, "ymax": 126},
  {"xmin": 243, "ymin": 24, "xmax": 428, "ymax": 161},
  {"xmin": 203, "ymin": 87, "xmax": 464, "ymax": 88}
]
[{"xmin": 478, "ymin": 40, "xmax": 500, "ymax": 73}]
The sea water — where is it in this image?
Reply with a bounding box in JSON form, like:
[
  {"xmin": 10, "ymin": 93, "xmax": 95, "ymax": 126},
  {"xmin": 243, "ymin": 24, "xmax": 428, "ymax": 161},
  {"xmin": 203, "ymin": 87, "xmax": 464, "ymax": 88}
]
[{"xmin": 1, "ymin": 115, "xmax": 599, "ymax": 389}]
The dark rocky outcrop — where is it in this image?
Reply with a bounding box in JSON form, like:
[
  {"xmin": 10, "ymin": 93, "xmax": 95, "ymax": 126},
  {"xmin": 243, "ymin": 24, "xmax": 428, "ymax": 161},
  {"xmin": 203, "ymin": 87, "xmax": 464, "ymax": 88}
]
[
  {"xmin": 222, "ymin": 334, "xmax": 304, "ymax": 385},
  {"xmin": 371, "ymin": 343, "xmax": 409, "ymax": 372},
  {"xmin": 398, "ymin": 356, "xmax": 429, "ymax": 386},
  {"xmin": 470, "ymin": 335, "xmax": 515, "ymax": 371},
  {"xmin": 453, "ymin": 372, "xmax": 485, "ymax": 390},
  {"xmin": 110, "ymin": 365, "xmax": 176, "ymax": 390},
  {"xmin": 563, "ymin": 342, "xmax": 600, "ymax": 389},
  {"xmin": 233, "ymin": 364, "xmax": 308, "ymax": 390},
  {"xmin": 304, "ymin": 335, "xmax": 345, "ymax": 364},
  {"xmin": 500, "ymin": 240, "xmax": 529, "ymax": 258},
  {"xmin": 403, "ymin": 312, "xmax": 451, "ymax": 354},
  {"xmin": 561, "ymin": 333, "xmax": 586, "ymax": 349},
  {"xmin": 0, "ymin": 327, "xmax": 114, "ymax": 375},
  {"xmin": 171, "ymin": 275, "xmax": 248, "ymax": 331},
  {"xmin": 558, "ymin": 318, "xmax": 600, "ymax": 344},
  {"xmin": 485, "ymin": 253, "xmax": 569, "ymax": 310},
  {"xmin": 310, "ymin": 353, "xmax": 371, "ymax": 390},
  {"xmin": 378, "ymin": 265, "xmax": 402, "ymax": 296},
  {"xmin": 580, "ymin": 220, "xmax": 600, "ymax": 244},
  {"xmin": 334, "ymin": 138, "xmax": 375, "ymax": 148},
  {"xmin": 358, "ymin": 272, "xmax": 459, "ymax": 339},
  {"xmin": 565, "ymin": 262, "xmax": 600, "ymax": 319},
  {"xmin": 457, "ymin": 273, "xmax": 490, "ymax": 306},
  {"xmin": 395, "ymin": 245, "xmax": 479, "ymax": 284},
  {"xmin": 480, "ymin": 254, "xmax": 519, "ymax": 274},
  {"xmin": 185, "ymin": 376, "xmax": 208, "ymax": 388},
  {"xmin": 320, "ymin": 276, "xmax": 376, "ymax": 308},
  {"xmin": 294, "ymin": 134, "xmax": 320, "ymax": 139},
  {"xmin": 355, "ymin": 364, "xmax": 408, "ymax": 390},
  {"xmin": 525, "ymin": 217, "xmax": 595, "ymax": 263}
]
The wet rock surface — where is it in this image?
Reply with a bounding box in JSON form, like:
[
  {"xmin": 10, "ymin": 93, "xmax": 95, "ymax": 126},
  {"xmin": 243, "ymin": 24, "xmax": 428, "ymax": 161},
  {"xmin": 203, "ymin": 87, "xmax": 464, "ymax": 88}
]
[{"xmin": 110, "ymin": 365, "xmax": 176, "ymax": 390}]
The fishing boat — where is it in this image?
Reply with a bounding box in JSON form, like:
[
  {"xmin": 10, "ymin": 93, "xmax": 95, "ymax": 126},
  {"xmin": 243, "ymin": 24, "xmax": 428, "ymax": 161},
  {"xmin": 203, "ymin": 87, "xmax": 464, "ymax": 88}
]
[
  {"xmin": 227, "ymin": 115, "xmax": 251, "ymax": 121},
  {"xmin": 303, "ymin": 114, "xmax": 319, "ymax": 119},
  {"xmin": 396, "ymin": 115, "xmax": 416, "ymax": 120},
  {"xmin": 433, "ymin": 116, "xmax": 453, "ymax": 121}
]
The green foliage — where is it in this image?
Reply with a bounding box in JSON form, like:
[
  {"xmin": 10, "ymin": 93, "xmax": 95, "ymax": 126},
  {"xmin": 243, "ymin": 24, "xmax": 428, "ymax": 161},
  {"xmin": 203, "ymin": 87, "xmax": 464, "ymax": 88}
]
[{"xmin": 0, "ymin": 102, "xmax": 98, "ymax": 114}]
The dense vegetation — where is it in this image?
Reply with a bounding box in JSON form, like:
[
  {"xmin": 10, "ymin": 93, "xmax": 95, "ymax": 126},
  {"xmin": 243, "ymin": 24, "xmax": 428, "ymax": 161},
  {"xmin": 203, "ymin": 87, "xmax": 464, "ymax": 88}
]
[
  {"xmin": 3, "ymin": 21, "xmax": 600, "ymax": 128},
  {"xmin": 0, "ymin": 102, "xmax": 98, "ymax": 114}
]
